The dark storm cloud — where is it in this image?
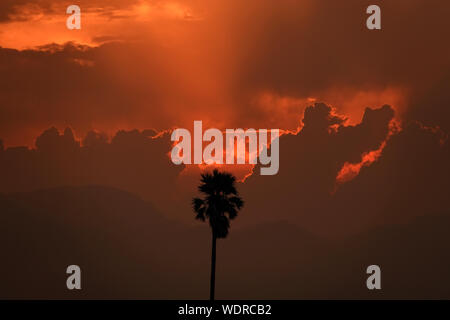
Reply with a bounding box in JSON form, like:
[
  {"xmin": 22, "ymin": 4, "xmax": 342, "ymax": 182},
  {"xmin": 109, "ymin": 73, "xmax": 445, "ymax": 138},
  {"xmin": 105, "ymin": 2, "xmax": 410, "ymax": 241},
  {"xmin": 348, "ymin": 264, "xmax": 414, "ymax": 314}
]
[
  {"xmin": 0, "ymin": 101, "xmax": 448, "ymax": 300},
  {"xmin": 0, "ymin": 41, "xmax": 189, "ymax": 146},
  {"xmin": 229, "ymin": 0, "xmax": 450, "ymax": 94},
  {"xmin": 0, "ymin": 126, "xmax": 184, "ymax": 215},
  {"xmin": 3, "ymin": 100, "xmax": 444, "ymax": 237},
  {"xmin": 1, "ymin": 0, "xmax": 449, "ymax": 145},
  {"xmin": 240, "ymin": 103, "xmax": 449, "ymax": 236},
  {"xmin": 0, "ymin": 0, "xmax": 141, "ymax": 22},
  {"xmin": 0, "ymin": 0, "xmax": 448, "ymax": 237},
  {"xmin": 0, "ymin": 0, "xmax": 42, "ymax": 22},
  {"xmin": 212, "ymin": 0, "xmax": 450, "ymax": 134}
]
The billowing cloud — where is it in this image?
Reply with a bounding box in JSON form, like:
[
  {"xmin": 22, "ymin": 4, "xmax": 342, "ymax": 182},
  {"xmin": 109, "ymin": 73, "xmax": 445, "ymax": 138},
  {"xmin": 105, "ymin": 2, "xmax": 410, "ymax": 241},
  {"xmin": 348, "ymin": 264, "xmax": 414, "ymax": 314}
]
[
  {"xmin": 240, "ymin": 103, "xmax": 449, "ymax": 236},
  {"xmin": 3, "ymin": 100, "xmax": 448, "ymax": 237},
  {"xmin": 0, "ymin": 0, "xmax": 449, "ymax": 147},
  {"xmin": 0, "ymin": 0, "xmax": 448, "ymax": 234}
]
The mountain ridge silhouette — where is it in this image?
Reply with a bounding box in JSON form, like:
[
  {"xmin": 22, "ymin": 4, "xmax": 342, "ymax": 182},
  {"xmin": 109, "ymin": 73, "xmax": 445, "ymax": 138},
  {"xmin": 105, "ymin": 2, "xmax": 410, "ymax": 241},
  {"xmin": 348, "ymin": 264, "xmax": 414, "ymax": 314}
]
[{"xmin": 1, "ymin": 185, "xmax": 449, "ymax": 299}]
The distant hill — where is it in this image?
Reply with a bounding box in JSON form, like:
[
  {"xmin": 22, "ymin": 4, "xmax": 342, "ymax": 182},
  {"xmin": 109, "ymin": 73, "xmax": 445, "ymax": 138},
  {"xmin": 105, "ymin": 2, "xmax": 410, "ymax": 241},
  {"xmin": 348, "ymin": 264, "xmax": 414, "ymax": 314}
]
[
  {"xmin": 0, "ymin": 186, "xmax": 449, "ymax": 299},
  {"xmin": 0, "ymin": 186, "xmax": 210, "ymax": 299}
]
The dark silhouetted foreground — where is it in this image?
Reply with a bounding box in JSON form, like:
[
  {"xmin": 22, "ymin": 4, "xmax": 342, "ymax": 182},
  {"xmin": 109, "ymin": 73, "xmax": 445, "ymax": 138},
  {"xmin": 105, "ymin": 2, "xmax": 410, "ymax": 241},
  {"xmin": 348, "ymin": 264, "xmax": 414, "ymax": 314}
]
[{"xmin": 193, "ymin": 169, "xmax": 244, "ymax": 300}]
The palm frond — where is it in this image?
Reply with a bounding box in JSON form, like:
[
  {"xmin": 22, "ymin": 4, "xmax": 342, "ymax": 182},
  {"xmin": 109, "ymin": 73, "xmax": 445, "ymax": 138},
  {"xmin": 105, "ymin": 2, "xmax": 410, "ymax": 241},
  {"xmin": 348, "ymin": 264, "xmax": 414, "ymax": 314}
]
[
  {"xmin": 192, "ymin": 169, "xmax": 244, "ymax": 238},
  {"xmin": 229, "ymin": 196, "xmax": 244, "ymax": 210},
  {"xmin": 192, "ymin": 197, "xmax": 206, "ymax": 221}
]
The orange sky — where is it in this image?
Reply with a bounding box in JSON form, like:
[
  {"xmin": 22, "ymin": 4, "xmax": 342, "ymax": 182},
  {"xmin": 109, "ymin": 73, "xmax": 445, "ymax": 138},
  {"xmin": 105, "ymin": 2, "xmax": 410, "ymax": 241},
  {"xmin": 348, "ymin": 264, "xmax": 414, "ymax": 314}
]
[
  {"xmin": 0, "ymin": 0, "xmax": 449, "ymax": 148},
  {"xmin": 0, "ymin": 0, "xmax": 448, "ymax": 239}
]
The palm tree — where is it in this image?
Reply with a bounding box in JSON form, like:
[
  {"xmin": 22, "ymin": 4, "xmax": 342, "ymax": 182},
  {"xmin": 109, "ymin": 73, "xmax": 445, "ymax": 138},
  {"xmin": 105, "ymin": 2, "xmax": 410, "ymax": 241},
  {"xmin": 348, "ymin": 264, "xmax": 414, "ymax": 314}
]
[{"xmin": 192, "ymin": 169, "xmax": 244, "ymax": 301}]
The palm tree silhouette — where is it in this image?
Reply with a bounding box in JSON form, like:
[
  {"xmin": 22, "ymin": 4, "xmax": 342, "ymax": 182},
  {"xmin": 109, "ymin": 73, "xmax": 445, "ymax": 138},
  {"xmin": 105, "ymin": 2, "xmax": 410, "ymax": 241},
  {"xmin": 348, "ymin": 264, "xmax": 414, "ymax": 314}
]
[{"xmin": 192, "ymin": 169, "xmax": 244, "ymax": 301}]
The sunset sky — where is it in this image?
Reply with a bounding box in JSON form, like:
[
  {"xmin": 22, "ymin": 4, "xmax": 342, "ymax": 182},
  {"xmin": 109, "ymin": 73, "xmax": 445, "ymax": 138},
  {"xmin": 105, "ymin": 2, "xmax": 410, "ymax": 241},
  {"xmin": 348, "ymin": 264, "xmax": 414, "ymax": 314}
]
[
  {"xmin": 0, "ymin": 0, "xmax": 448, "ymax": 147},
  {"xmin": 0, "ymin": 0, "xmax": 450, "ymax": 299}
]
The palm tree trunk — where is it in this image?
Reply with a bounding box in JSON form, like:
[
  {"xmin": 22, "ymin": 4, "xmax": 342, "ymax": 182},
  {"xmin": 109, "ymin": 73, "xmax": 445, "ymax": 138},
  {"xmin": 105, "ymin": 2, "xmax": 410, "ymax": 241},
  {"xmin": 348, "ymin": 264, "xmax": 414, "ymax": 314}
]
[{"xmin": 210, "ymin": 232, "xmax": 216, "ymax": 301}]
